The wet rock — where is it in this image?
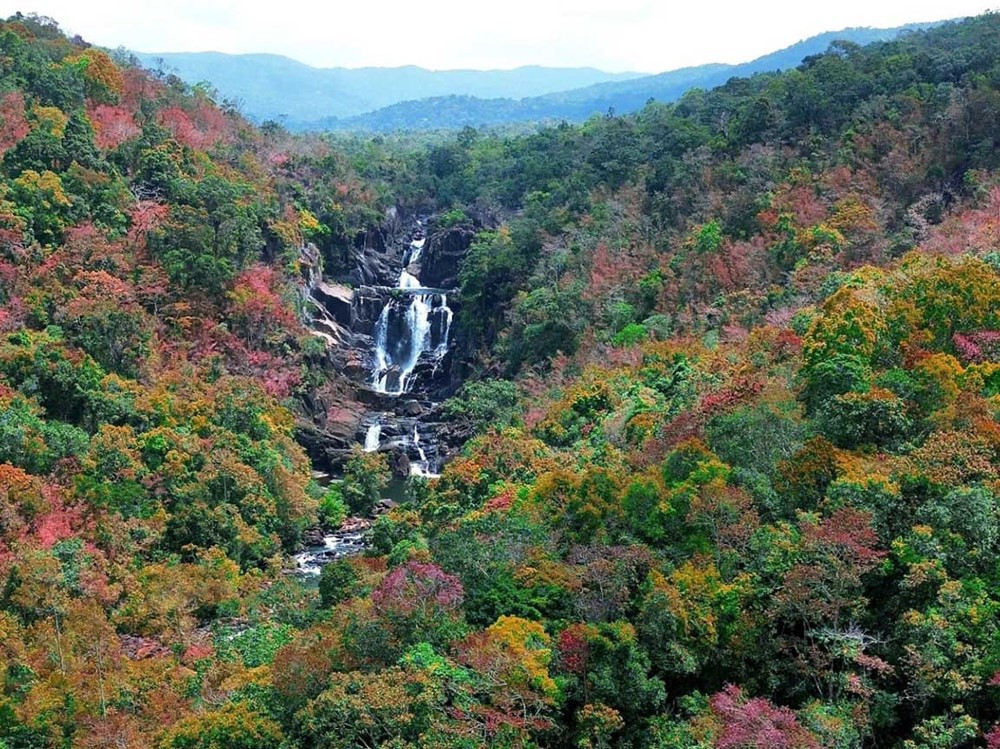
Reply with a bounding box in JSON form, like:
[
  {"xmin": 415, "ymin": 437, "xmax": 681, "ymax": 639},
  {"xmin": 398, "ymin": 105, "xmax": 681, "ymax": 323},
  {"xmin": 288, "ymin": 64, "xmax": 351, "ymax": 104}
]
[
  {"xmin": 374, "ymin": 498, "xmax": 397, "ymax": 515},
  {"xmin": 302, "ymin": 526, "xmax": 326, "ymax": 546},
  {"xmin": 377, "ymin": 365, "xmax": 405, "ymax": 394},
  {"xmin": 351, "ymin": 286, "xmax": 390, "ymax": 335},
  {"xmin": 391, "ymin": 450, "xmax": 411, "ymax": 479},
  {"xmin": 355, "ymin": 387, "xmax": 405, "ymax": 411},
  {"xmin": 407, "ymin": 348, "xmax": 456, "ymax": 398},
  {"xmin": 402, "ymin": 400, "xmax": 422, "ymax": 417}
]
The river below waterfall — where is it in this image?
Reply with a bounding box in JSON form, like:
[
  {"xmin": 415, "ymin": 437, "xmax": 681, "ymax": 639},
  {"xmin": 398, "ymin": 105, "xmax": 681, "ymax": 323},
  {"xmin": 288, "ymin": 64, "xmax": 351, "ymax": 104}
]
[{"xmin": 294, "ymin": 218, "xmax": 461, "ymax": 575}]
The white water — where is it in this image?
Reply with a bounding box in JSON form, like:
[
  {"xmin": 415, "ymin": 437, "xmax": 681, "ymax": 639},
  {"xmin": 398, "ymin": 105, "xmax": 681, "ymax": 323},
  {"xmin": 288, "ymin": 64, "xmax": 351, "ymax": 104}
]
[
  {"xmin": 435, "ymin": 295, "xmax": 454, "ymax": 356},
  {"xmin": 365, "ymin": 226, "xmax": 448, "ymax": 479},
  {"xmin": 298, "ymin": 223, "xmax": 448, "ymax": 580},
  {"xmin": 407, "ymin": 237, "xmax": 426, "ymax": 266},
  {"xmin": 364, "ymin": 423, "xmax": 381, "ymax": 452},
  {"xmin": 370, "ymin": 235, "xmax": 454, "ymax": 396},
  {"xmin": 414, "ymin": 425, "xmax": 427, "ymax": 465},
  {"xmin": 409, "ymin": 425, "xmax": 441, "ymax": 478},
  {"xmin": 294, "ymin": 531, "xmax": 366, "ymax": 576}
]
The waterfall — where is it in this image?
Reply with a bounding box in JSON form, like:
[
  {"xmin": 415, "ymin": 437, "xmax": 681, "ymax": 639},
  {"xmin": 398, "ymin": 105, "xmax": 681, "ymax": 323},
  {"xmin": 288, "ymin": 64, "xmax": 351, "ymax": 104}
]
[
  {"xmin": 399, "ymin": 270, "xmax": 421, "ymax": 289},
  {"xmin": 435, "ymin": 294, "xmax": 453, "ymax": 356},
  {"xmin": 410, "ymin": 424, "xmax": 440, "ymax": 478},
  {"xmin": 406, "ymin": 237, "xmax": 426, "ymax": 266},
  {"xmin": 297, "ymin": 219, "xmax": 455, "ymax": 579},
  {"xmin": 372, "ymin": 304, "xmax": 391, "ymax": 390},
  {"xmin": 413, "ymin": 425, "xmax": 427, "ymax": 464},
  {"xmin": 370, "ymin": 235, "xmax": 454, "ymax": 395},
  {"xmin": 364, "ymin": 423, "xmax": 381, "ymax": 452}
]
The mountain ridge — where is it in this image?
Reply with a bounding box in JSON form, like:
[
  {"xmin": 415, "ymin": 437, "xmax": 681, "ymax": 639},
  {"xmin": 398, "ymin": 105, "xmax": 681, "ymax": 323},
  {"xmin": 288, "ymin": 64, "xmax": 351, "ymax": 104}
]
[
  {"xmin": 132, "ymin": 51, "xmax": 645, "ymax": 122},
  {"xmin": 135, "ymin": 20, "xmax": 947, "ymax": 131},
  {"xmin": 314, "ymin": 20, "xmax": 944, "ymax": 131}
]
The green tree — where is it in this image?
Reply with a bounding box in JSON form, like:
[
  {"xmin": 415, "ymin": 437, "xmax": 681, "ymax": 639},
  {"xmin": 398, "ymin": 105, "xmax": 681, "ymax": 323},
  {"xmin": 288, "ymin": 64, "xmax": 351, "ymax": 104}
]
[
  {"xmin": 341, "ymin": 449, "xmax": 388, "ymax": 517},
  {"xmin": 318, "ymin": 559, "xmax": 361, "ymax": 607}
]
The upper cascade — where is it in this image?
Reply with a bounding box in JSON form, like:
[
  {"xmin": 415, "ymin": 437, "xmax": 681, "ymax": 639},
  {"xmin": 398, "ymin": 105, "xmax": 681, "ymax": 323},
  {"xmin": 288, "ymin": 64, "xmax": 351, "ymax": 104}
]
[{"xmin": 370, "ymin": 231, "xmax": 454, "ymax": 395}]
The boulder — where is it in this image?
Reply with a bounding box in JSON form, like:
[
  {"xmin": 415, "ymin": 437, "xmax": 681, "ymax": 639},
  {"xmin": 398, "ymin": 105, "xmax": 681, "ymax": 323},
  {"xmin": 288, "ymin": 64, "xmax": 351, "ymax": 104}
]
[
  {"xmin": 340, "ymin": 516, "xmax": 373, "ymax": 533},
  {"xmin": 355, "ymin": 386, "xmax": 405, "ymax": 411},
  {"xmin": 313, "ymin": 281, "xmax": 354, "ymax": 326},
  {"xmin": 301, "ymin": 526, "xmax": 326, "ymax": 546},
  {"xmin": 391, "ymin": 450, "xmax": 411, "ymax": 479}
]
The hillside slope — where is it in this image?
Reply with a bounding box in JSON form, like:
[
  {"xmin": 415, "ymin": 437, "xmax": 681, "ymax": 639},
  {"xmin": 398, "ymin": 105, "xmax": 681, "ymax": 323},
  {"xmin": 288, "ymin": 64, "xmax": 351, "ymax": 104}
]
[{"xmin": 289, "ymin": 13, "xmax": 1000, "ymax": 748}]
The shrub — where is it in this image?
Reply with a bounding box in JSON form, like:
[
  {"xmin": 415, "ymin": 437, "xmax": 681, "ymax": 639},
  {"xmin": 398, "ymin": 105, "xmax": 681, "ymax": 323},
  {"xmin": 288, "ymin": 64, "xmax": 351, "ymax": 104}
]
[
  {"xmin": 441, "ymin": 378, "xmax": 521, "ymax": 433},
  {"xmin": 318, "ymin": 484, "xmax": 348, "ymax": 527},
  {"xmin": 613, "ymin": 323, "xmax": 648, "ymax": 347}
]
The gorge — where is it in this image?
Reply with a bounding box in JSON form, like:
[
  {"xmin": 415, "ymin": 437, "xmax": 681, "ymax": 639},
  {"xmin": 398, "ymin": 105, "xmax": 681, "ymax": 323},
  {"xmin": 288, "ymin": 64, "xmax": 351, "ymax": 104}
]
[
  {"xmin": 6, "ymin": 14, "xmax": 1000, "ymax": 747},
  {"xmin": 293, "ymin": 213, "xmax": 475, "ymax": 573}
]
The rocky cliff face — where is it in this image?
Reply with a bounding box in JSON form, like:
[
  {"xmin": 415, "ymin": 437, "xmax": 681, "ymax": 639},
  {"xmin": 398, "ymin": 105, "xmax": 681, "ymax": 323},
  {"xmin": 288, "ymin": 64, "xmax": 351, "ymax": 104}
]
[
  {"xmin": 294, "ymin": 243, "xmax": 369, "ymax": 470},
  {"xmin": 417, "ymin": 225, "xmax": 477, "ymax": 289}
]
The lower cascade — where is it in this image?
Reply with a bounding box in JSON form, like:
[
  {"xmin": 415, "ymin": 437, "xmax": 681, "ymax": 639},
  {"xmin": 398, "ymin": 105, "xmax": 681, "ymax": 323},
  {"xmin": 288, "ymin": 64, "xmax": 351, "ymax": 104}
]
[
  {"xmin": 363, "ymin": 422, "xmax": 381, "ymax": 452},
  {"xmin": 410, "ymin": 424, "xmax": 441, "ymax": 479},
  {"xmin": 293, "ymin": 530, "xmax": 367, "ymax": 576}
]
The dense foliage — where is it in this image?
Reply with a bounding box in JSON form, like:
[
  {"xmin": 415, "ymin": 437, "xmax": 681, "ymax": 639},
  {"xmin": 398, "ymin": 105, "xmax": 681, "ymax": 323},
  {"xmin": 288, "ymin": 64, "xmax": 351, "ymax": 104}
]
[{"xmin": 2, "ymin": 11, "xmax": 1000, "ymax": 749}]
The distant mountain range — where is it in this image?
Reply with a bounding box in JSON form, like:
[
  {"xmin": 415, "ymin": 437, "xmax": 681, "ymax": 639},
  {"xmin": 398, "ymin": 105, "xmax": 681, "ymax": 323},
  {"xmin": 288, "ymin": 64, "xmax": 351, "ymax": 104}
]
[
  {"xmin": 136, "ymin": 21, "xmax": 943, "ymax": 132},
  {"xmin": 131, "ymin": 52, "xmax": 643, "ymax": 122}
]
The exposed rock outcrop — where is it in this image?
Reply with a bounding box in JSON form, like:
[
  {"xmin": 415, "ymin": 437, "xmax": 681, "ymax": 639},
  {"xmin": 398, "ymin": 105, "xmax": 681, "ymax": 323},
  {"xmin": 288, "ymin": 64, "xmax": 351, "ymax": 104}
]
[
  {"xmin": 313, "ymin": 281, "xmax": 354, "ymax": 326},
  {"xmin": 390, "ymin": 450, "xmax": 411, "ymax": 478},
  {"xmin": 351, "ymin": 285, "xmax": 390, "ymax": 335},
  {"xmin": 418, "ymin": 225, "xmax": 476, "ymax": 289}
]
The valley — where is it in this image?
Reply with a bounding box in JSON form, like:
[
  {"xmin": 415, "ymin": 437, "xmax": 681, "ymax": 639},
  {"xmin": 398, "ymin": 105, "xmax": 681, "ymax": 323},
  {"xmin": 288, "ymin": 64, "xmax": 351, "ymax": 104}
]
[
  {"xmin": 294, "ymin": 213, "xmax": 475, "ymax": 574},
  {"xmin": 1, "ymin": 10, "xmax": 999, "ymax": 749}
]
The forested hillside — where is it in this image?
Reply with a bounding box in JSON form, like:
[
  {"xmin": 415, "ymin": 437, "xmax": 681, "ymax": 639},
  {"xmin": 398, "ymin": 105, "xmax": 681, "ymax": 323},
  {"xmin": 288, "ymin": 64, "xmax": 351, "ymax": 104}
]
[{"xmin": 2, "ymin": 10, "xmax": 1000, "ymax": 749}]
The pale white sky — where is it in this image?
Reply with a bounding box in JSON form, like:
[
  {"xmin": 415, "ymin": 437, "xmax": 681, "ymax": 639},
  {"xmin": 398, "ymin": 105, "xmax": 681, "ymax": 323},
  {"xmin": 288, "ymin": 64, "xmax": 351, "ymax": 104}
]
[{"xmin": 3, "ymin": 0, "xmax": 994, "ymax": 72}]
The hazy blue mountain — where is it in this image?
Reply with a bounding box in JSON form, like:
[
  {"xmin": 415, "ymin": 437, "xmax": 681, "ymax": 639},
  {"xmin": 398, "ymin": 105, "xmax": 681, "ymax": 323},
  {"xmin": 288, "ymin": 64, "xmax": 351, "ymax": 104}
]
[
  {"xmin": 132, "ymin": 51, "xmax": 644, "ymax": 121},
  {"xmin": 311, "ymin": 21, "xmax": 944, "ymax": 132}
]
